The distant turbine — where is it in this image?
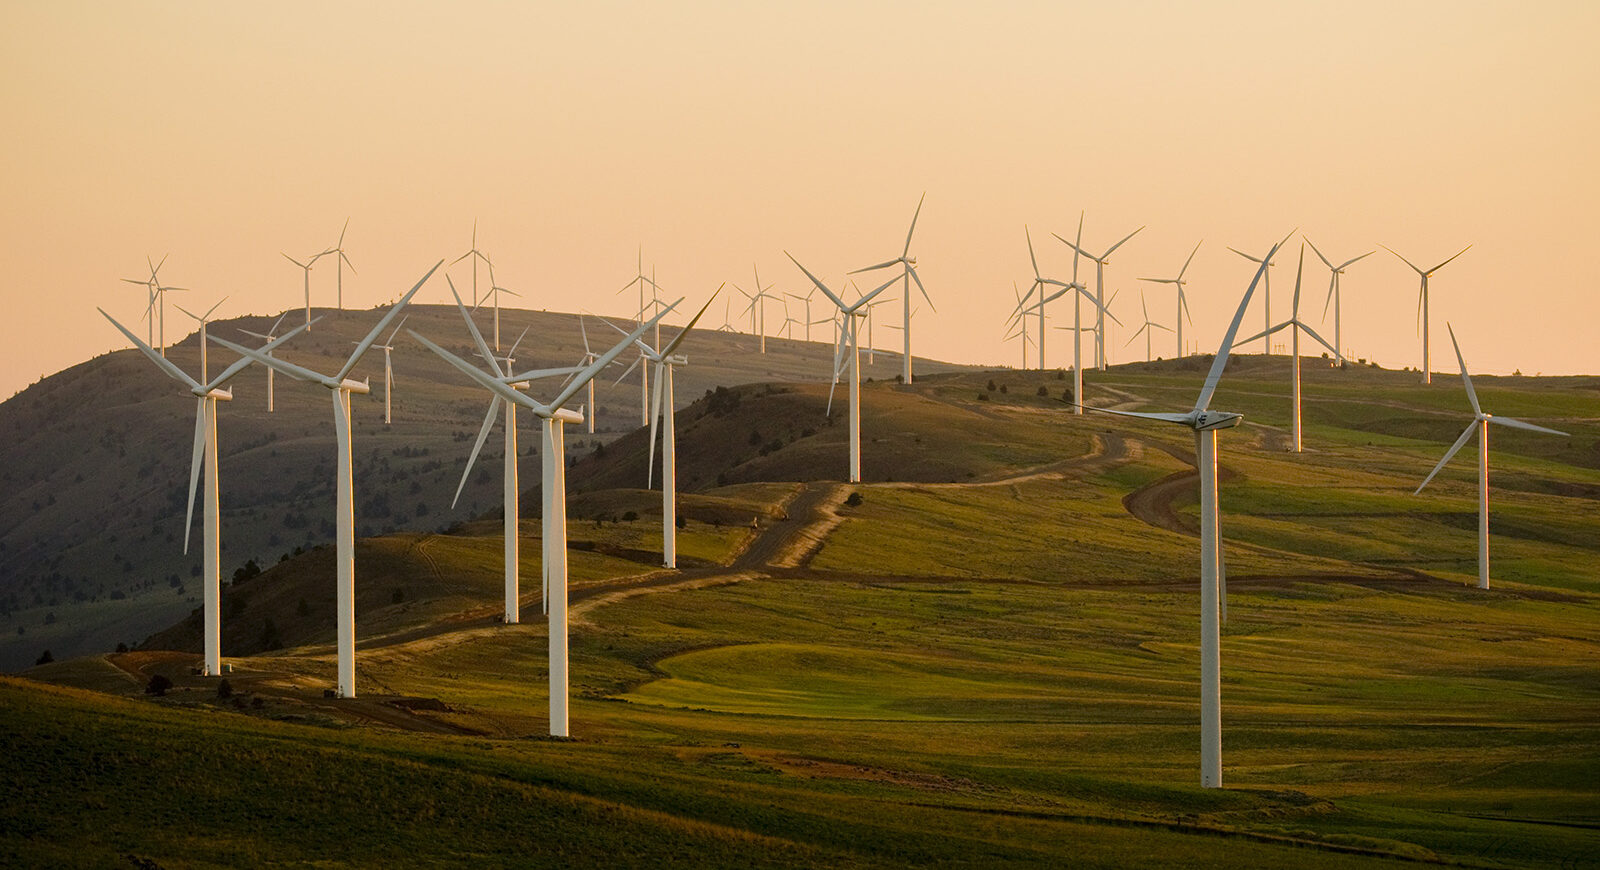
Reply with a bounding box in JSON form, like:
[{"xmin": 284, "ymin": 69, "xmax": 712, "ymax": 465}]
[
  {"xmin": 1138, "ymin": 240, "xmax": 1202, "ymax": 359},
  {"xmin": 101, "ymin": 309, "xmax": 310, "ymax": 677},
  {"xmin": 788, "ymin": 253, "xmax": 898, "ymax": 483},
  {"xmin": 1124, "ymin": 290, "xmax": 1173, "ymax": 363},
  {"xmin": 412, "ymin": 300, "xmax": 680, "ymax": 737},
  {"xmin": 1055, "ymin": 217, "xmax": 1142, "ymax": 371},
  {"xmin": 452, "ymin": 220, "xmax": 493, "ymax": 307},
  {"xmin": 173, "ymin": 297, "xmax": 228, "ymax": 383},
  {"xmin": 1303, "ymin": 238, "xmax": 1373, "ymax": 368},
  {"xmin": 354, "ymin": 315, "xmax": 409, "ymax": 425},
  {"xmin": 239, "ymin": 314, "xmax": 289, "ymax": 412},
  {"xmin": 122, "ymin": 255, "xmax": 188, "ymax": 357},
  {"xmin": 1083, "ymin": 232, "xmax": 1290, "ymax": 789},
  {"xmin": 1004, "ymin": 282, "xmax": 1036, "ymax": 369},
  {"xmin": 211, "ymin": 263, "xmax": 441, "ymax": 698},
  {"xmin": 787, "ymin": 286, "xmax": 818, "ymax": 342},
  {"xmin": 1382, "ymin": 244, "xmax": 1472, "ymax": 384},
  {"xmin": 327, "ymin": 218, "xmax": 356, "ymax": 311},
  {"xmin": 1415, "ymin": 324, "xmax": 1567, "ymax": 589},
  {"xmin": 442, "ymin": 281, "xmax": 581, "ymax": 625},
  {"xmin": 282, "ymin": 251, "xmax": 323, "ymax": 332},
  {"xmin": 578, "ymin": 317, "xmax": 601, "ymax": 433},
  {"xmin": 1226, "ymin": 240, "xmax": 1288, "ymax": 356},
  {"xmin": 735, "ymin": 264, "xmax": 779, "ymax": 353},
  {"xmin": 1232, "ymin": 245, "xmax": 1338, "ymax": 452},
  {"xmin": 478, "ymin": 259, "xmax": 522, "ymax": 351},
  {"xmin": 850, "ymin": 193, "xmax": 933, "ymax": 384},
  {"xmin": 636, "ymin": 293, "xmax": 718, "ymax": 568},
  {"xmin": 617, "ymin": 251, "xmax": 663, "ymax": 423},
  {"xmin": 1018, "ymin": 225, "xmax": 1082, "ymax": 371}
]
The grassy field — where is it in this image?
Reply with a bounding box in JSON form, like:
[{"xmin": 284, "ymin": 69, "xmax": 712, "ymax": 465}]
[{"xmin": 8, "ymin": 357, "xmax": 1600, "ymax": 867}]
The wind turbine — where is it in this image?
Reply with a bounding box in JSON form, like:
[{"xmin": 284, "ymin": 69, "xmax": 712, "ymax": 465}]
[
  {"xmin": 1004, "ymin": 282, "xmax": 1036, "ymax": 369},
  {"xmin": 441, "ymin": 281, "xmax": 581, "ymax": 625},
  {"xmin": 735, "ymin": 264, "xmax": 779, "ymax": 353},
  {"xmin": 123, "ymin": 255, "xmax": 188, "ymax": 356},
  {"xmin": 327, "ymin": 218, "xmax": 356, "ymax": 311},
  {"xmin": 1124, "ymin": 290, "xmax": 1172, "ymax": 363},
  {"xmin": 100, "ymin": 309, "xmax": 310, "ymax": 678},
  {"xmin": 1139, "ymin": 240, "xmax": 1202, "ymax": 359},
  {"xmin": 1055, "ymin": 218, "xmax": 1142, "ymax": 371},
  {"xmin": 283, "ymin": 251, "xmax": 325, "ymax": 332},
  {"xmin": 1033, "ymin": 218, "xmax": 1115, "ymax": 411},
  {"xmin": 788, "ymin": 286, "xmax": 819, "ymax": 342},
  {"xmin": 1226, "ymin": 241, "xmax": 1286, "ymax": 356},
  {"xmin": 411, "ymin": 300, "xmax": 680, "ymax": 737},
  {"xmin": 577, "ymin": 317, "xmax": 602, "ymax": 433},
  {"xmin": 173, "ymin": 297, "xmax": 228, "ymax": 383},
  {"xmin": 850, "ymin": 193, "xmax": 933, "ymax": 384},
  {"xmin": 1232, "ymin": 245, "xmax": 1338, "ymax": 452},
  {"xmin": 479, "ymin": 259, "xmax": 522, "ymax": 351},
  {"xmin": 453, "ymin": 220, "xmax": 493, "ymax": 307},
  {"xmin": 239, "ymin": 314, "xmax": 289, "ymax": 412},
  {"xmin": 631, "ymin": 293, "xmax": 718, "ymax": 568},
  {"xmin": 1415, "ymin": 324, "xmax": 1567, "ymax": 589},
  {"xmin": 1019, "ymin": 225, "xmax": 1083, "ymax": 371},
  {"xmin": 1303, "ymin": 238, "xmax": 1372, "ymax": 368},
  {"xmin": 355, "ymin": 316, "xmax": 409, "ymax": 425},
  {"xmin": 1081, "ymin": 232, "xmax": 1289, "ymax": 789},
  {"xmin": 1381, "ymin": 244, "xmax": 1471, "ymax": 384},
  {"xmin": 210, "ymin": 262, "xmax": 441, "ymax": 698},
  {"xmin": 787, "ymin": 253, "xmax": 899, "ymax": 483}
]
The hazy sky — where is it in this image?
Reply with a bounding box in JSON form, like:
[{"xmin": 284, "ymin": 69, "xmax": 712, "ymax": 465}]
[{"xmin": 3, "ymin": 1, "xmax": 1597, "ymax": 399}]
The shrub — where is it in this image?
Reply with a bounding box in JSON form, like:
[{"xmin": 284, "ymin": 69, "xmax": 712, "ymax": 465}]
[
  {"xmin": 392, "ymin": 588, "xmax": 405, "ymax": 604},
  {"xmin": 675, "ymin": 514, "xmax": 686, "ymax": 529},
  {"xmin": 845, "ymin": 492, "xmax": 863, "ymax": 507},
  {"xmin": 35, "ymin": 649, "xmax": 52, "ymax": 666},
  {"xmin": 622, "ymin": 510, "xmax": 638, "ymax": 522},
  {"xmin": 986, "ymin": 379, "xmax": 997, "ymax": 391},
  {"xmin": 1037, "ymin": 385, "xmax": 1049, "ymax": 397},
  {"xmin": 216, "ymin": 679, "xmax": 234, "ymax": 699},
  {"xmin": 999, "ymin": 384, "xmax": 1008, "ymax": 394},
  {"xmin": 977, "ymin": 392, "xmax": 989, "ymax": 401},
  {"xmin": 145, "ymin": 674, "xmax": 173, "ymax": 696}
]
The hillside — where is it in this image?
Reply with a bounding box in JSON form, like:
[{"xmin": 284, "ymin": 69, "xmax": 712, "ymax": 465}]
[{"xmin": 0, "ymin": 304, "xmax": 974, "ymax": 669}]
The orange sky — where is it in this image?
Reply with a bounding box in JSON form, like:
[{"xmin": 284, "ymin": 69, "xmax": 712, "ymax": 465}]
[{"xmin": 3, "ymin": 1, "xmax": 1597, "ymax": 399}]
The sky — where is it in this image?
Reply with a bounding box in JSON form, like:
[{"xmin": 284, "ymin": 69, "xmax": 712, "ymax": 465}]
[{"xmin": 3, "ymin": 1, "xmax": 1597, "ymax": 400}]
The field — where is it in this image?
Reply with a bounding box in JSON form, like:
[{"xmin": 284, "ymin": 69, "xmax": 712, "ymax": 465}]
[{"xmin": 8, "ymin": 355, "xmax": 1600, "ymax": 867}]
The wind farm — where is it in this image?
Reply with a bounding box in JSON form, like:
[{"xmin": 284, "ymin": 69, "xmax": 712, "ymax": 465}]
[{"xmin": 5, "ymin": 4, "xmax": 1600, "ymax": 868}]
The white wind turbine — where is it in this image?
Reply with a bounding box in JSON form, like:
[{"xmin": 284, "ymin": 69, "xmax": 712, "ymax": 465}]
[
  {"xmin": 1381, "ymin": 244, "xmax": 1472, "ymax": 384},
  {"xmin": 735, "ymin": 264, "xmax": 779, "ymax": 353},
  {"xmin": 283, "ymin": 251, "xmax": 327, "ymax": 332},
  {"xmin": 412, "ymin": 300, "xmax": 680, "ymax": 737},
  {"xmin": 633, "ymin": 293, "xmax": 718, "ymax": 568},
  {"xmin": 1138, "ymin": 240, "xmax": 1202, "ymax": 359},
  {"xmin": 577, "ymin": 317, "xmax": 602, "ymax": 433},
  {"xmin": 453, "ymin": 220, "xmax": 493, "ymax": 307},
  {"xmin": 101, "ymin": 309, "xmax": 311, "ymax": 677},
  {"xmin": 239, "ymin": 314, "xmax": 289, "ymax": 412},
  {"xmin": 1004, "ymin": 282, "xmax": 1036, "ymax": 369},
  {"xmin": 787, "ymin": 253, "xmax": 899, "ymax": 483},
  {"xmin": 327, "ymin": 218, "xmax": 356, "ymax": 311},
  {"xmin": 787, "ymin": 286, "xmax": 818, "ymax": 342},
  {"xmin": 1415, "ymin": 324, "xmax": 1567, "ymax": 589},
  {"xmin": 1303, "ymin": 238, "xmax": 1372, "ymax": 368},
  {"xmin": 478, "ymin": 259, "xmax": 523, "ymax": 352},
  {"xmin": 1124, "ymin": 290, "xmax": 1172, "ymax": 363},
  {"xmin": 355, "ymin": 316, "xmax": 408, "ymax": 425},
  {"xmin": 122, "ymin": 254, "xmax": 186, "ymax": 356},
  {"xmin": 1032, "ymin": 219, "xmax": 1115, "ymax": 412},
  {"xmin": 850, "ymin": 193, "xmax": 933, "ymax": 384},
  {"xmin": 1226, "ymin": 241, "xmax": 1286, "ymax": 356},
  {"xmin": 1056, "ymin": 218, "xmax": 1142, "ymax": 371},
  {"xmin": 618, "ymin": 254, "xmax": 664, "ymax": 424},
  {"xmin": 1081, "ymin": 233, "xmax": 1288, "ymax": 789},
  {"xmin": 1019, "ymin": 225, "xmax": 1084, "ymax": 371},
  {"xmin": 1232, "ymin": 245, "xmax": 1338, "ymax": 452},
  {"xmin": 210, "ymin": 262, "xmax": 441, "ymax": 698},
  {"xmin": 442, "ymin": 281, "xmax": 582, "ymax": 625},
  {"xmin": 172, "ymin": 296, "xmax": 228, "ymax": 383}
]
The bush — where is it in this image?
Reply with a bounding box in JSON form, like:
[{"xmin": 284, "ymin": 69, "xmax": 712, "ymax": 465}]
[
  {"xmin": 216, "ymin": 679, "xmax": 234, "ymax": 699},
  {"xmin": 35, "ymin": 649, "xmax": 52, "ymax": 666},
  {"xmin": 622, "ymin": 511, "xmax": 638, "ymax": 522},
  {"xmin": 986, "ymin": 379, "xmax": 996, "ymax": 391},
  {"xmin": 145, "ymin": 674, "xmax": 172, "ymax": 696},
  {"xmin": 977, "ymin": 392, "xmax": 989, "ymax": 401},
  {"xmin": 675, "ymin": 514, "xmax": 686, "ymax": 529},
  {"xmin": 999, "ymin": 384, "xmax": 1008, "ymax": 394},
  {"xmin": 845, "ymin": 492, "xmax": 863, "ymax": 507},
  {"xmin": 1036, "ymin": 385, "xmax": 1049, "ymax": 397},
  {"xmin": 392, "ymin": 588, "xmax": 405, "ymax": 604}
]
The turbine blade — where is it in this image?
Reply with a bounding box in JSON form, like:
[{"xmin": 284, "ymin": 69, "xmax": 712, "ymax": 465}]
[
  {"xmin": 1304, "ymin": 237, "xmax": 1335, "ymax": 270},
  {"xmin": 1082, "ymin": 405, "xmax": 1196, "ymax": 425},
  {"xmin": 1489, "ymin": 416, "xmax": 1569, "ymax": 437},
  {"xmin": 647, "ymin": 363, "xmax": 665, "ymax": 488},
  {"xmin": 1179, "ymin": 239, "xmax": 1202, "ymax": 279},
  {"xmin": 453, "ymin": 397, "xmax": 502, "ymax": 509},
  {"xmin": 1196, "ymin": 232, "xmax": 1290, "ymax": 413},
  {"xmin": 208, "ymin": 318, "xmax": 313, "ymax": 390},
  {"xmin": 1446, "ymin": 323, "xmax": 1480, "ymax": 416},
  {"xmin": 338, "ymin": 260, "xmax": 443, "ymax": 382},
  {"xmin": 852, "ymin": 271, "xmax": 901, "ymax": 311},
  {"xmin": 1380, "ymin": 244, "xmax": 1425, "ymax": 276},
  {"xmin": 1102, "ymin": 225, "xmax": 1144, "ymax": 259},
  {"xmin": 409, "ymin": 330, "xmax": 544, "ymax": 413},
  {"xmin": 550, "ymin": 301, "xmax": 682, "ymax": 411},
  {"xmin": 786, "ymin": 252, "xmax": 849, "ymax": 311},
  {"xmin": 1339, "ymin": 251, "xmax": 1375, "ymax": 269},
  {"xmin": 1428, "ymin": 245, "xmax": 1472, "ymax": 274},
  {"xmin": 1296, "ymin": 321, "xmax": 1338, "ymax": 357},
  {"xmin": 1415, "ymin": 422, "xmax": 1479, "ymax": 494},
  {"xmin": 183, "ymin": 397, "xmax": 205, "ymax": 555},
  {"xmin": 99, "ymin": 308, "xmax": 202, "ymax": 391},
  {"xmin": 384, "ymin": 315, "xmax": 409, "ymax": 347},
  {"xmin": 1292, "ymin": 244, "xmax": 1305, "ymax": 314},
  {"xmin": 906, "ymin": 265, "xmax": 934, "ymax": 312},
  {"xmin": 902, "ymin": 192, "xmax": 925, "ymax": 258},
  {"xmin": 849, "ymin": 258, "xmax": 902, "ymax": 274},
  {"xmin": 506, "ymin": 325, "xmax": 531, "ymax": 361},
  {"xmin": 1026, "ymin": 226, "xmax": 1041, "ymax": 279},
  {"xmin": 658, "ymin": 287, "xmax": 721, "ymax": 358},
  {"xmin": 448, "ymin": 275, "xmax": 502, "ymax": 374},
  {"xmin": 209, "ymin": 333, "xmax": 329, "ymax": 384}
]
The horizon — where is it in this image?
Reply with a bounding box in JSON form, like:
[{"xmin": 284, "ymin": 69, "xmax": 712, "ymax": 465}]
[{"xmin": 4, "ymin": 1, "xmax": 1598, "ymax": 399}]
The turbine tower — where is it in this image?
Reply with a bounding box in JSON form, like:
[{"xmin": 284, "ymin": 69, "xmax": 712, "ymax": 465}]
[
  {"xmin": 355, "ymin": 316, "xmax": 409, "ymax": 425},
  {"xmin": 1232, "ymin": 245, "xmax": 1338, "ymax": 452},
  {"xmin": 283, "ymin": 251, "xmax": 323, "ymax": 332},
  {"xmin": 210, "ymin": 263, "xmax": 441, "ymax": 698},
  {"xmin": 636, "ymin": 293, "xmax": 718, "ymax": 568},
  {"xmin": 101, "ymin": 309, "xmax": 310, "ymax": 677},
  {"xmin": 480, "ymin": 259, "xmax": 522, "ymax": 351},
  {"xmin": 453, "ymin": 220, "xmax": 492, "ymax": 307},
  {"xmin": 850, "ymin": 193, "xmax": 932, "ymax": 384},
  {"xmin": 412, "ymin": 301, "xmax": 680, "ymax": 737},
  {"xmin": 1227, "ymin": 241, "xmax": 1285, "ymax": 356},
  {"xmin": 173, "ymin": 296, "xmax": 228, "ymax": 383},
  {"xmin": 122, "ymin": 254, "xmax": 186, "ymax": 356},
  {"xmin": 1138, "ymin": 240, "xmax": 1202, "ymax": 359},
  {"xmin": 239, "ymin": 314, "xmax": 289, "ymax": 412},
  {"xmin": 1082, "ymin": 233, "xmax": 1290, "ymax": 789},
  {"xmin": 1415, "ymin": 324, "xmax": 1567, "ymax": 588},
  {"xmin": 1382, "ymin": 244, "xmax": 1471, "ymax": 384},
  {"xmin": 1055, "ymin": 218, "xmax": 1142, "ymax": 371},
  {"xmin": 1303, "ymin": 238, "xmax": 1372, "ymax": 368},
  {"xmin": 787, "ymin": 253, "xmax": 899, "ymax": 483}
]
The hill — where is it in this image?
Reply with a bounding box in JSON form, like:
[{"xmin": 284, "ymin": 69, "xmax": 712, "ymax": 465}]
[{"xmin": 0, "ymin": 304, "xmax": 974, "ymax": 669}]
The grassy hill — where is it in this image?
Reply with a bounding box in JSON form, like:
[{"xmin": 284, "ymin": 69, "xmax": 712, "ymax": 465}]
[{"xmin": 0, "ymin": 304, "xmax": 971, "ymax": 669}]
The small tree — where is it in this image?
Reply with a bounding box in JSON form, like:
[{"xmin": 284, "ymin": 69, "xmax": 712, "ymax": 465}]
[
  {"xmin": 145, "ymin": 674, "xmax": 172, "ymax": 696},
  {"xmin": 35, "ymin": 649, "xmax": 53, "ymax": 666},
  {"xmin": 1036, "ymin": 385, "xmax": 1049, "ymax": 397},
  {"xmin": 845, "ymin": 491, "xmax": 864, "ymax": 507},
  {"xmin": 216, "ymin": 679, "xmax": 234, "ymax": 699}
]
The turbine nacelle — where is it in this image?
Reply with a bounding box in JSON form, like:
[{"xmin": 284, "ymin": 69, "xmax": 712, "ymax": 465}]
[
  {"xmin": 1193, "ymin": 411, "xmax": 1243, "ymax": 431},
  {"xmin": 551, "ymin": 407, "xmax": 585, "ymax": 425},
  {"xmin": 195, "ymin": 387, "xmax": 234, "ymax": 401}
]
